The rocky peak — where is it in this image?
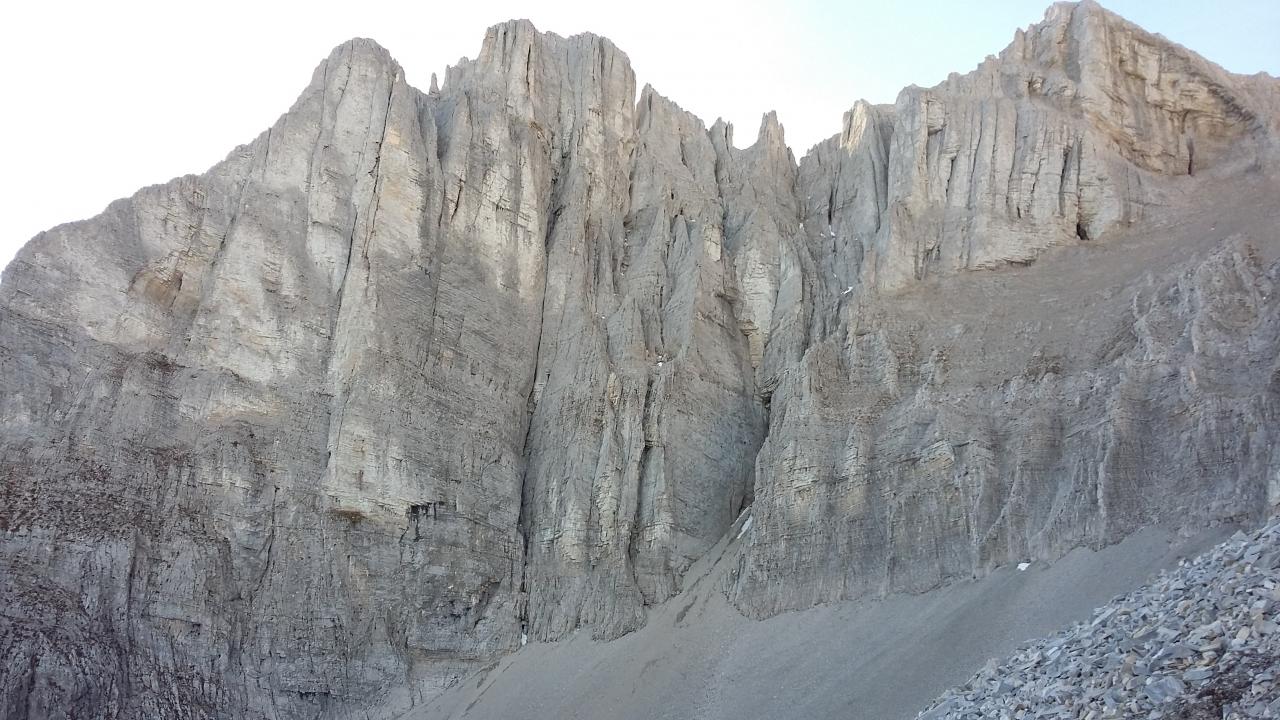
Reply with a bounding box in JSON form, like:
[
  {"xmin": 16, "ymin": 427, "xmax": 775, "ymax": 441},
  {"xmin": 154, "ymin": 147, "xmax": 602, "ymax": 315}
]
[
  {"xmin": 1000, "ymin": 0, "xmax": 1269, "ymax": 173},
  {"xmin": 754, "ymin": 111, "xmax": 788, "ymax": 153},
  {"xmin": 1, "ymin": 4, "xmax": 1278, "ymax": 719}
]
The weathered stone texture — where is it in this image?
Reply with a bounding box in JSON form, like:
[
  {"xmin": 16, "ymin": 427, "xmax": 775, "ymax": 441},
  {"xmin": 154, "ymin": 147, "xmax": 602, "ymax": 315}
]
[
  {"xmin": 1, "ymin": 2, "xmax": 1278, "ymax": 718},
  {"xmin": 726, "ymin": 0, "xmax": 1280, "ymax": 622}
]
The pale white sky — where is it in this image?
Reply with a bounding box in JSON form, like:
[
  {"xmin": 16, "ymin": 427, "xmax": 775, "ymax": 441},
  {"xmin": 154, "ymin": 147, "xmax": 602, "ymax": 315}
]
[{"xmin": 2, "ymin": 0, "xmax": 1276, "ymax": 274}]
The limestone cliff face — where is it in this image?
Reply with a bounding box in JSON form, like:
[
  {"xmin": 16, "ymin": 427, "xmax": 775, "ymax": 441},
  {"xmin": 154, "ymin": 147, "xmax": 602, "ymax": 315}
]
[
  {"xmin": 1, "ymin": 2, "xmax": 1278, "ymax": 718},
  {"xmin": 2, "ymin": 37, "xmax": 537, "ymax": 719},
  {"xmin": 800, "ymin": 1, "xmax": 1274, "ymax": 297},
  {"xmin": 728, "ymin": 0, "xmax": 1280, "ymax": 620},
  {"xmin": 0, "ymin": 23, "xmax": 766, "ymax": 719},
  {"xmin": 732, "ymin": 233, "xmax": 1280, "ymax": 617}
]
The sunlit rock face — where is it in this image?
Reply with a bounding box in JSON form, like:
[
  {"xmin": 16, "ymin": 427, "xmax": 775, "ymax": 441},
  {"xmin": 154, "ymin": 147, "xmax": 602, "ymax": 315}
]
[
  {"xmin": 1, "ymin": 2, "xmax": 1278, "ymax": 717},
  {"xmin": 732, "ymin": 0, "xmax": 1280, "ymax": 619}
]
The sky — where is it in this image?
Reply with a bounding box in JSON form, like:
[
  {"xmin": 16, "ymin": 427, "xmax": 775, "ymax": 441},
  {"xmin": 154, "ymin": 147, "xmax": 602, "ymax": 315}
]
[{"xmin": 1, "ymin": 0, "xmax": 1276, "ymax": 274}]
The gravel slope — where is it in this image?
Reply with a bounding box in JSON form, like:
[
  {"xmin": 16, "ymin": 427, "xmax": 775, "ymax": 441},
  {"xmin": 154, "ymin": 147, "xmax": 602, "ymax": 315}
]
[
  {"xmin": 919, "ymin": 519, "xmax": 1280, "ymax": 719},
  {"xmin": 410, "ymin": 515, "xmax": 1229, "ymax": 720}
]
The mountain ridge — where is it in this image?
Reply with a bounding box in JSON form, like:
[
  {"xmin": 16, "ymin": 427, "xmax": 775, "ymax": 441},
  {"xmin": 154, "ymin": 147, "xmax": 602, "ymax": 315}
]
[{"xmin": 1, "ymin": 3, "xmax": 1278, "ymax": 718}]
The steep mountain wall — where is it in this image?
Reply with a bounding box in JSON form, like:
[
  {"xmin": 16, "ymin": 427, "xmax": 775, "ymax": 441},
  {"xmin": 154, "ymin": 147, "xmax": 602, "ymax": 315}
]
[
  {"xmin": 1, "ymin": 2, "xmax": 1277, "ymax": 718},
  {"xmin": 732, "ymin": 0, "xmax": 1280, "ymax": 617}
]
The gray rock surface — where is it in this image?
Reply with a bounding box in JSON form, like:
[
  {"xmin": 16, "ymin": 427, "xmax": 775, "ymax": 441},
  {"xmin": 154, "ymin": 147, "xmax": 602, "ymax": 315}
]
[
  {"xmin": 729, "ymin": 0, "xmax": 1280, "ymax": 619},
  {"xmin": 917, "ymin": 519, "xmax": 1280, "ymax": 719},
  {"xmin": 1, "ymin": 2, "xmax": 1278, "ymax": 718},
  {"xmin": 413, "ymin": 515, "xmax": 1232, "ymax": 720}
]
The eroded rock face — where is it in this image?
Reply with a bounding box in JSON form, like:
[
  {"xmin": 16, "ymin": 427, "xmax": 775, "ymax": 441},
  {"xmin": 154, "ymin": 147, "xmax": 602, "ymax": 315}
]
[
  {"xmin": 731, "ymin": 232, "xmax": 1280, "ymax": 617},
  {"xmin": 2, "ymin": 37, "xmax": 538, "ymax": 719},
  {"xmin": 800, "ymin": 0, "xmax": 1275, "ymax": 296},
  {"xmin": 726, "ymin": 0, "xmax": 1280, "ymax": 621},
  {"xmin": 1, "ymin": 2, "xmax": 1278, "ymax": 718}
]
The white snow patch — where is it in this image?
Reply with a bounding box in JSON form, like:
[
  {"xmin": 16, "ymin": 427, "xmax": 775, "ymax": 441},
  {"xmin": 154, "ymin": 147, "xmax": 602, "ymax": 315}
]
[
  {"xmin": 737, "ymin": 515, "xmax": 754, "ymax": 540},
  {"xmin": 1017, "ymin": 562, "xmax": 1032, "ymax": 572}
]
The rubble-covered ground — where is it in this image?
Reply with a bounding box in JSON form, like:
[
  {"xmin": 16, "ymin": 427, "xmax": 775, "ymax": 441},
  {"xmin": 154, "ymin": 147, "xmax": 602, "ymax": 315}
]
[{"xmin": 918, "ymin": 520, "xmax": 1280, "ymax": 719}]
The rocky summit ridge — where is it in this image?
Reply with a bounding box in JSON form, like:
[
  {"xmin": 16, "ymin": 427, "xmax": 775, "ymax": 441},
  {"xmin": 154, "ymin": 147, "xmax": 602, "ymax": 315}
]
[{"xmin": 1, "ymin": 2, "xmax": 1279, "ymax": 718}]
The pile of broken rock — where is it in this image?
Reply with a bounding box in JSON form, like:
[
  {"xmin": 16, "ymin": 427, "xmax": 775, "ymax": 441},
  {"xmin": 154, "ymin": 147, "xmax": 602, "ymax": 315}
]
[{"xmin": 918, "ymin": 521, "xmax": 1280, "ymax": 719}]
